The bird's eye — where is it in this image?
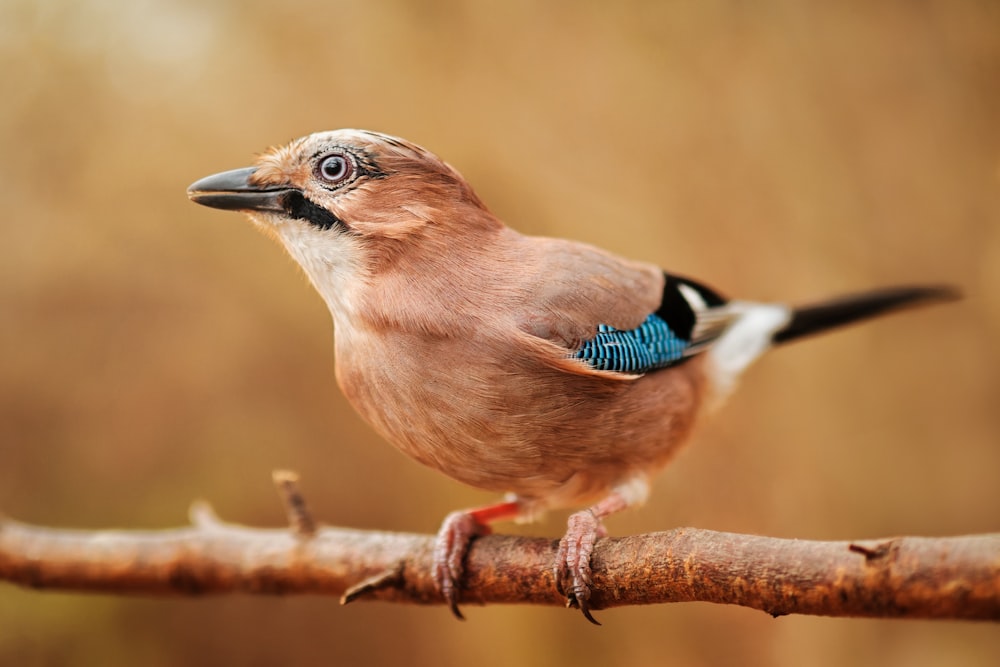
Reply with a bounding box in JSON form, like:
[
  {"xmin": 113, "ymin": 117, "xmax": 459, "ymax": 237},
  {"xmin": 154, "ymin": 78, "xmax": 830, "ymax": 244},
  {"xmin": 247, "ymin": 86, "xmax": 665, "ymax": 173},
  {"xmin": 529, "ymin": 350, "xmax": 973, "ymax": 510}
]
[{"xmin": 317, "ymin": 153, "xmax": 354, "ymax": 184}]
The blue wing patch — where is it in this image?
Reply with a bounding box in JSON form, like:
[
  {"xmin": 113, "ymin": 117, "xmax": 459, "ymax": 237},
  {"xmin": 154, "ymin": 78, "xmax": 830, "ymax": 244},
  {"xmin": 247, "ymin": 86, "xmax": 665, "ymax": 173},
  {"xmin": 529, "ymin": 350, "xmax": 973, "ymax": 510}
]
[{"xmin": 573, "ymin": 313, "xmax": 690, "ymax": 373}]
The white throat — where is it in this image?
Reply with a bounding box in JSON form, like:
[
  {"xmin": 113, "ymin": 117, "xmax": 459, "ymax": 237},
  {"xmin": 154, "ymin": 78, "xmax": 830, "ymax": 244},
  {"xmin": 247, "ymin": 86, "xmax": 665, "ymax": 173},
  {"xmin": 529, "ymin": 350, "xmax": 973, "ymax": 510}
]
[{"xmin": 253, "ymin": 214, "xmax": 367, "ymax": 324}]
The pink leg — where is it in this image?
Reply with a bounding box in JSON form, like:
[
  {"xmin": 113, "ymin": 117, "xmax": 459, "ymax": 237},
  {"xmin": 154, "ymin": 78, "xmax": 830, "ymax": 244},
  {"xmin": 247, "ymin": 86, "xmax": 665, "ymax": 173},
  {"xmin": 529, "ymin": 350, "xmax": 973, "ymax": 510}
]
[
  {"xmin": 554, "ymin": 490, "xmax": 632, "ymax": 625},
  {"xmin": 434, "ymin": 500, "xmax": 522, "ymax": 619}
]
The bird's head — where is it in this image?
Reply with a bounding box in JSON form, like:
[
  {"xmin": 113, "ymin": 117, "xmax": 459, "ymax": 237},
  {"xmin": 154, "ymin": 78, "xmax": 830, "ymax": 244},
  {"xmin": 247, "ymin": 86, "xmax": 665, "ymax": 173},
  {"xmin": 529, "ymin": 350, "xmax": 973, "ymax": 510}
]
[{"xmin": 188, "ymin": 129, "xmax": 499, "ymax": 318}]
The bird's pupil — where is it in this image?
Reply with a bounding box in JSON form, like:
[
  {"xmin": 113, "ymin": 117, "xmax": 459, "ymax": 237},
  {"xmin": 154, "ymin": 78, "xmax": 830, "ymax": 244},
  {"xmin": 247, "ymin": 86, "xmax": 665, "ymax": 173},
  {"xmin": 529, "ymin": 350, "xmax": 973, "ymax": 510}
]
[{"xmin": 322, "ymin": 156, "xmax": 345, "ymax": 180}]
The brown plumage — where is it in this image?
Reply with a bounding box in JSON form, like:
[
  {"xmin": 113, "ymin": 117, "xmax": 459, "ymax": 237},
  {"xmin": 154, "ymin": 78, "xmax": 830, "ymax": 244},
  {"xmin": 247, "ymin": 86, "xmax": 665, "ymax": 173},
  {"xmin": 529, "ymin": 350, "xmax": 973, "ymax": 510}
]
[{"xmin": 188, "ymin": 129, "xmax": 957, "ymax": 622}]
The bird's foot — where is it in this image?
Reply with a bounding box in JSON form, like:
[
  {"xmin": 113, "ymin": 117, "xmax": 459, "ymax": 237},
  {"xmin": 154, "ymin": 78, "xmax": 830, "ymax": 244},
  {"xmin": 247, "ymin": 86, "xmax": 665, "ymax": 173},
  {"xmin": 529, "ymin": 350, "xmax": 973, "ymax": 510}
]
[
  {"xmin": 432, "ymin": 500, "xmax": 523, "ymax": 619},
  {"xmin": 433, "ymin": 510, "xmax": 490, "ymax": 620},
  {"xmin": 554, "ymin": 509, "xmax": 608, "ymax": 625}
]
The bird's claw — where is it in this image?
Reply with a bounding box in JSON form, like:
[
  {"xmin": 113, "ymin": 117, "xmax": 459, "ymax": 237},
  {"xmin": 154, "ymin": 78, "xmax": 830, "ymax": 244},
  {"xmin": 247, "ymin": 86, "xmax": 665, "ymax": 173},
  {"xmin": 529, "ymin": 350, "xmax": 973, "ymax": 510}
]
[
  {"xmin": 433, "ymin": 510, "xmax": 488, "ymax": 620},
  {"xmin": 554, "ymin": 509, "xmax": 605, "ymax": 625}
]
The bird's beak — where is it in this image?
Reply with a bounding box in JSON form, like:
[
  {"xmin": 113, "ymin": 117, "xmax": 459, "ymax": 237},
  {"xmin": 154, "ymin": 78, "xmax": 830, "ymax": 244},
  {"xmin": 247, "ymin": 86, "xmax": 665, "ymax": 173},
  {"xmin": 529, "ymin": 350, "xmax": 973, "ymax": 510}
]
[{"xmin": 187, "ymin": 167, "xmax": 294, "ymax": 213}]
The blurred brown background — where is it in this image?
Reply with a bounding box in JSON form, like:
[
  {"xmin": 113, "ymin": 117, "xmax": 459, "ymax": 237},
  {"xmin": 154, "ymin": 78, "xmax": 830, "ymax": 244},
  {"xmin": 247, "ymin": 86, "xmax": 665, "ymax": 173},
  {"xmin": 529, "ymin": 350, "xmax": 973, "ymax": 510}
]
[{"xmin": 1, "ymin": 0, "xmax": 998, "ymax": 665}]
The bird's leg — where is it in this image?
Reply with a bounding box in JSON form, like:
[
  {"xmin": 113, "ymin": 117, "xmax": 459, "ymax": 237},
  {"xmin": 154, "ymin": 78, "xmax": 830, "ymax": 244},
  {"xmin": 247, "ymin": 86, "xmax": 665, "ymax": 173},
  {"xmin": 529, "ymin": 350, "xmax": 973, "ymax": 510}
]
[
  {"xmin": 555, "ymin": 479, "xmax": 648, "ymax": 624},
  {"xmin": 433, "ymin": 499, "xmax": 522, "ymax": 619}
]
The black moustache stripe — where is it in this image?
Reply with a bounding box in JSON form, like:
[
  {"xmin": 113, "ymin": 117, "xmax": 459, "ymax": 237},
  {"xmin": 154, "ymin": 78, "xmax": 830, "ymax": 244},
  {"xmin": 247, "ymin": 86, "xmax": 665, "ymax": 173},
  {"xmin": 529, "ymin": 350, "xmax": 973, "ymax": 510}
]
[{"xmin": 283, "ymin": 191, "xmax": 344, "ymax": 231}]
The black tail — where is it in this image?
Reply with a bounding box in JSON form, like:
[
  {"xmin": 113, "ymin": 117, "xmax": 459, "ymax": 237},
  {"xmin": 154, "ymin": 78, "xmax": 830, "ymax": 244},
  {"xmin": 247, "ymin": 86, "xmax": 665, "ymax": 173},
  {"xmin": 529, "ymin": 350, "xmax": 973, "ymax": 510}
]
[{"xmin": 772, "ymin": 285, "xmax": 959, "ymax": 345}]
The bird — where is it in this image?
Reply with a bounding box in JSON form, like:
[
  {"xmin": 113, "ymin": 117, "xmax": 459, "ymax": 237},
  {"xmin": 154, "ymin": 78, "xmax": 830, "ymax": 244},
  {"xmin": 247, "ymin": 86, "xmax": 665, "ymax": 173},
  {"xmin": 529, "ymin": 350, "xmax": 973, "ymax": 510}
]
[{"xmin": 187, "ymin": 129, "xmax": 957, "ymax": 623}]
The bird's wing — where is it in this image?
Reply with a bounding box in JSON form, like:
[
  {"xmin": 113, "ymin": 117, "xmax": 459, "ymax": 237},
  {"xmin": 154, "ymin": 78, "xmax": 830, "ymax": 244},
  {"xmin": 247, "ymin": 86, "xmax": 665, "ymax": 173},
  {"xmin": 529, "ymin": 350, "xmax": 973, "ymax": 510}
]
[
  {"xmin": 569, "ymin": 272, "xmax": 731, "ymax": 375},
  {"xmin": 509, "ymin": 237, "xmax": 731, "ymax": 380}
]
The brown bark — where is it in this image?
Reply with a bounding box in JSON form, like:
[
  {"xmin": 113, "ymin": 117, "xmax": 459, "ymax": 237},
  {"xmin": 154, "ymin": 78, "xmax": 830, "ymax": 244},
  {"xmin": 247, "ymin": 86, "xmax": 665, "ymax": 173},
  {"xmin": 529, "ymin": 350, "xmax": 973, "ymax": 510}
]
[{"xmin": 1, "ymin": 502, "xmax": 997, "ymax": 620}]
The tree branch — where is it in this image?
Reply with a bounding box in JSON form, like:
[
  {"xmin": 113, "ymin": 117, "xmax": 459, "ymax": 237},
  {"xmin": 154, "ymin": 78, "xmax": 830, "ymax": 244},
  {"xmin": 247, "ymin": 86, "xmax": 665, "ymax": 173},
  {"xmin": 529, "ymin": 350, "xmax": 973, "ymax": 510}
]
[{"xmin": 1, "ymin": 478, "xmax": 997, "ymax": 621}]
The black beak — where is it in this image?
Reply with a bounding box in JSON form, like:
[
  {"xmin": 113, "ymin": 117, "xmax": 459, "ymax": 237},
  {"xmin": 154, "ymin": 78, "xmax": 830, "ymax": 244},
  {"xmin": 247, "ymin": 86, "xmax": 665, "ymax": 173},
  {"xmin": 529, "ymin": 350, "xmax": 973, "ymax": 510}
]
[{"xmin": 187, "ymin": 167, "xmax": 294, "ymax": 213}]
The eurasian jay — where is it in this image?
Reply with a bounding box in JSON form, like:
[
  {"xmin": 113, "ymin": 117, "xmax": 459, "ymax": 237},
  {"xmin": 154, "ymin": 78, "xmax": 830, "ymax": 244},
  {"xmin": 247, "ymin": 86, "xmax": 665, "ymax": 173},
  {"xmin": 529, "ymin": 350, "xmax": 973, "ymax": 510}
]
[{"xmin": 188, "ymin": 129, "xmax": 955, "ymax": 622}]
